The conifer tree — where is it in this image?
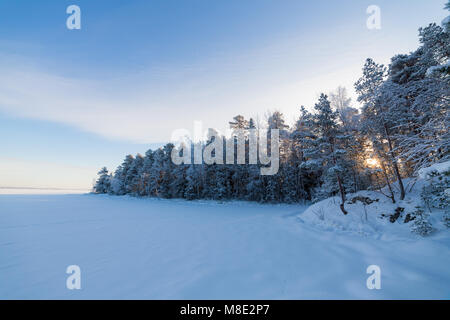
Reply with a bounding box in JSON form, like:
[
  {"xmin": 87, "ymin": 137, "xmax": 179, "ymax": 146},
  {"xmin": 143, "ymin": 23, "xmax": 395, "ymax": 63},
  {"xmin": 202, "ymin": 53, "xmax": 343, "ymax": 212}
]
[
  {"xmin": 301, "ymin": 94, "xmax": 350, "ymax": 214},
  {"xmin": 93, "ymin": 167, "xmax": 111, "ymax": 194}
]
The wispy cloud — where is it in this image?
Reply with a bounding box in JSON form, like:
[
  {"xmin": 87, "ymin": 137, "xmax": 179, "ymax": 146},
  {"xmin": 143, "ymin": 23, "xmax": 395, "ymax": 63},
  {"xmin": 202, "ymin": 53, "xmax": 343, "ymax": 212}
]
[{"xmin": 0, "ymin": 46, "xmax": 366, "ymax": 144}]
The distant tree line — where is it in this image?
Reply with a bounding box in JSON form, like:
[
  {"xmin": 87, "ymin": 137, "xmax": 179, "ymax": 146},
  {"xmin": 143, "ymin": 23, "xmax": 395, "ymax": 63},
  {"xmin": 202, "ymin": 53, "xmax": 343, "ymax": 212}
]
[{"xmin": 94, "ymin": 3, "xmax": 449, "ymax": 214}]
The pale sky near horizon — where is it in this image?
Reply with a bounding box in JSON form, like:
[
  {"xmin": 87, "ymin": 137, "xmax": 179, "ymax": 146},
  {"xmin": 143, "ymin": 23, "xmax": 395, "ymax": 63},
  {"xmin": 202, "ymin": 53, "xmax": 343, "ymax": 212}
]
[{"xmin": 0, "ymin": 0, "xmax": 448, "ymax": 190}]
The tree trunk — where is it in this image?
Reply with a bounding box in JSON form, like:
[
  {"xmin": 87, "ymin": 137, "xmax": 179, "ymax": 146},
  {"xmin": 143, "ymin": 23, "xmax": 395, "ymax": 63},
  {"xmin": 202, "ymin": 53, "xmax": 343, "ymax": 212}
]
[
  {"xmin": 376, "ymin": 100, "xmax": 406, "ymax": 201},
  {"xmin": 380, "ymin": 161, "xmax": 396, "ymax": 203},
  {"xmin": 383, "ymin": 124, "xmax": 405, "ymax": 200},
  {"xmin": 336, "ymin": 175, "xmax": 348, "ymax": 215}
]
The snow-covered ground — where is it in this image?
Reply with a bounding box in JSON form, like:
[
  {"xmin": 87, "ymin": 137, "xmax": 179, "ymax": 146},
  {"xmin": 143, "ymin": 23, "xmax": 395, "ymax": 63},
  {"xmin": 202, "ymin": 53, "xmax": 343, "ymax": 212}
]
[
  {"xmin": 0, "ymin": 194, "xmax": 449, "ymax": 299},
  {"xmin": 301, "ymin": 180, "xmax": 447, "ymax": 239},
  {"xmin": 302, "ymin": 161, "xmax": 450, "ymax": 239}
]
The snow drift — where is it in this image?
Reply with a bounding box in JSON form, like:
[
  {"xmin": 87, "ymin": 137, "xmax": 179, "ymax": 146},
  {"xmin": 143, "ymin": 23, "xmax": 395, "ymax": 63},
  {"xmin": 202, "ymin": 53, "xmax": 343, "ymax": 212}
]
[{"xmin": 300, "ymin": 161, "xmax": 450, "ymax": 239}]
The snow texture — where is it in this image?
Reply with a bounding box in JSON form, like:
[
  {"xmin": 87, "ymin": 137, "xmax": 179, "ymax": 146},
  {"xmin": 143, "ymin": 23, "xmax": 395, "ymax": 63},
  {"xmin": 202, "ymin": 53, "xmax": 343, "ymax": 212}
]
[
  {"xmin": 418, "ymin": 160, "xmax": 450, "ymax": 179},
  {"xmin": 0, "ymin": 194, "xmax": 449, "ymax": 299}
]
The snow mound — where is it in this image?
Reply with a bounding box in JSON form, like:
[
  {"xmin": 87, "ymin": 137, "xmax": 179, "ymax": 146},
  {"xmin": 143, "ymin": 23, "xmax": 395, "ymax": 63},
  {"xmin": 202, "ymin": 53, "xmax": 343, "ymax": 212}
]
[
  {"xmin": 418, "ymin": 160, "xmax": 450, "ymax": 179},
  {"xmin": 300, "ymin": 169, "xmax": 449, "ymax": 239},
  {"xmin": 300, "ymin": 191, "xmax": 410, "ymax": 238}
]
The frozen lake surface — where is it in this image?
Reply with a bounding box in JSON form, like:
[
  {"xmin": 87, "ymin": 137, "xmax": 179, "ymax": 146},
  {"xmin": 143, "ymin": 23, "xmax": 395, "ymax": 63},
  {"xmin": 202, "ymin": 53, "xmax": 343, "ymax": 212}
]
[{"xmin": 0, "ymin": 194, "xmax": 449, "ymax": 299}]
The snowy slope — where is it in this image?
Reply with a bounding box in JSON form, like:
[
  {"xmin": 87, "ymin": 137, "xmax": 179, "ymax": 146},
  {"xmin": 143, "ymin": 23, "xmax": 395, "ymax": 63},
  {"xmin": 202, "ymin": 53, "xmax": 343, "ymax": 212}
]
[
  {"xmin": 300, "ymin": 184, "xmax": 447, "ymax": 239},
  {"xmin": 0, "ymin": 194, "xmax": 449, "ymax": 299},
  {"xmin": 418, "ymin": 160, "xmax": 450, "ymax": 179},
  {"xmin": 301, "ymin": 161, "xmax": 450, "ymax": 239}
]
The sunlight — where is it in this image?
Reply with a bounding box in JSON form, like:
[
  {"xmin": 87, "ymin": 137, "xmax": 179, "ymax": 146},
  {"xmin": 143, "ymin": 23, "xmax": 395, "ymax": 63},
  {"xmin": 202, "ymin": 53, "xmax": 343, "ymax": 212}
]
[{"xmin": 366, "ymin": 158, "xmax": 380, "ymax": 168}]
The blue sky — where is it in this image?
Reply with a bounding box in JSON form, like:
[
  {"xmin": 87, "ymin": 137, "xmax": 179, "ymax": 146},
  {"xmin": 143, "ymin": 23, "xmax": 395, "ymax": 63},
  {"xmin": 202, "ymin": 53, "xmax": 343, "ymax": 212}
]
[{"xmin": 0, "ymin": 0, "xmax": 448, "ymax": 189}]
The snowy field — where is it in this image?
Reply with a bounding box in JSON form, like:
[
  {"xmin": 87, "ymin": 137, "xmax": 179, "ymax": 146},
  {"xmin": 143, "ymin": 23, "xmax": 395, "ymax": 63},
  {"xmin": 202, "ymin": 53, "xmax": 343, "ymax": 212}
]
[{"xmin": 0, "ymin": 194, "xmax": 449, "ymax": 299}]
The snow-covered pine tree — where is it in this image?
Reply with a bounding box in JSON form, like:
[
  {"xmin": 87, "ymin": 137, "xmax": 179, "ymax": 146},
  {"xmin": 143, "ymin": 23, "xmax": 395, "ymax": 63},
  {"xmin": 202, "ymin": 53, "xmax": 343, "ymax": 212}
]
[
  {"xmin": 444, "ymin": 1, "xmax": 450, "ymax": 34},
  {"xmin": 158, "ymin": 143, "xmax": 176, "ymax": 198},
  {"xmin": 329, "ymin": 87, "xmax": 368, "ymax": 193},
  {"xmin": 110, "ymin": 165, "xmax": 123, "ymax": 195},
  {"xmin": 170, "ymin": 161, "xmax": 188, "ymax": 198},
  {"xmin": 329, "ymin": 86, "xmax": 359, "ymax": 132},
  {"xmin": 246, "ymin": 164, "xmax": 265, "ymax": 202},
  {"xmin": 202, "ymin": 130, "xmax": 219, "ymax": 199},
  {"xmin": 263, "ymin": 111, "xmax": 289, "ymax": 202},
  {"xmin": 127, "ymin": 154, "xmax": 144, "ymax": 195},
  {"xmin": 388, "ymin": 17, "xmax": 449, "ymax": 173},
  {"xmin": 184, "ymin": 164, "xmax": 203, "ymax": 200},
  {"xmin": 229, "ymin": 115, "xmax": 249, "ymax": 131},
  {"xmin": 93, "ymin": 167, "xmax": 111, "ymax": 194},
  {"xmin": 300, "ymin": 94, "xmax": 351, "ymax": 214},
  {"xmin": 110, "ymin": 155, "xmax": 135, "ymax": 195},
  {"xmin": 149, "ymin": 148, "xmax": 165, "ymax": 197},
  {"xmin": 355, "ymin": 58, "xmax": 406, "ymax": 200},
  {"xmin": 242, "ymin": 117, "xmax": 263, "ymax": 201},
  {"xmin": 227, "ymin": 115, "xmax": 250, "ymax": 199},
  {"xmin": 292, "ymin": 106, "xmax": 320, "ymax": 200},
  {"xmin": 421, "ymin": 169, "xmax": 450, "ymax": 210},
  {"xmin": 248, "ymin": 118, "xmax": 256, "ymax": 130},
  {"xmin": 140, "ymin": 149, "xmax": 154, "ymax": 196},
  {"xmin": 410, "ymin": 206, "xmax": 433, "ymax": 236},
  {"xmin": 214, "ymin": 163, "xmax": 231, "ymax": 200}
]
